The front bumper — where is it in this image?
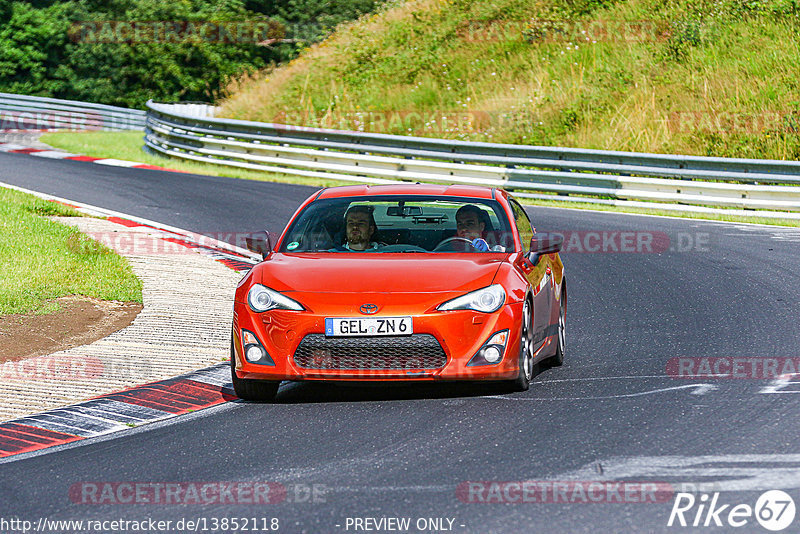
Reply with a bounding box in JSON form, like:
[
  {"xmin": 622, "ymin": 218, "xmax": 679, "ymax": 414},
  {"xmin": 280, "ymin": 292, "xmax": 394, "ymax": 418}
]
[{"xmin": 232, "ymin": 303, "xmax": 524, "ymax": 382}]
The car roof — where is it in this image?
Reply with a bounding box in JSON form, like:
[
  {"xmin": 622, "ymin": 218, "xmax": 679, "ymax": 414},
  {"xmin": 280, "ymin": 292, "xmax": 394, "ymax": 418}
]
[{"xmin": 315, "ymin": 184, "xmax": 498, "ymax": 200}]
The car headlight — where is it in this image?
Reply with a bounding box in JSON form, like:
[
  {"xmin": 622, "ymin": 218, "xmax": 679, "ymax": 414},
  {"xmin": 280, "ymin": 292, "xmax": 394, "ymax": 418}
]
[
  {"xmin": 247, "ymin": 284, "xmax": 304, "ymax": 312},
  {"xmin": 437, "ymin": 284, "xmax": 505, "ymax": 313}
]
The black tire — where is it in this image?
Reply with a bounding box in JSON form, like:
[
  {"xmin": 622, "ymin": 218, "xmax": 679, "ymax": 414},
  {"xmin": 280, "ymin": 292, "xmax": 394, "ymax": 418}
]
[
  {"xmin": 510, "ymin": 298, "xmax": 535, "ymax": 391},
  {"xmin": 230, "ymin": 339, "xmax": 280, "ymax": 402},
  {"xmin": 549, "ymin": 287, "xmax": 566, "ymax": 367}
]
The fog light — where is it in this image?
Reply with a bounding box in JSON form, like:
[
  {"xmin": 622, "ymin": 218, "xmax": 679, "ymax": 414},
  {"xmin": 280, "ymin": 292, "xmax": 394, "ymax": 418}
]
[
  {"xmin": 467, "ymin": 329, "xmax": 510, "ymax": 367},
  {"xmin": 483, "ymin": 346, "xmax": 501, "ymax": 363},
  {"xmin": 240, "ymin": 329, "xmax": 275, "ymax": 366},
  {"xmin": 245, "ymin": 345, "xmax": 264, "ymax": 362}
]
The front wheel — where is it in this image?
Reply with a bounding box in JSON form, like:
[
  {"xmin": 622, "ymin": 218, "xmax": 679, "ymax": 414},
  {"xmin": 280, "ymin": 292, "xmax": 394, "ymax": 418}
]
[
  {"xmin": 510, "ymin": 299, "xmax": 535, "ymax": 391},
  {"xmin": 230, "ymin": 339, "xmax": 280, "ymax": 402},
  {"xmin": 549, "ymin": 288, "xmax": 566, "ymax": 367}
]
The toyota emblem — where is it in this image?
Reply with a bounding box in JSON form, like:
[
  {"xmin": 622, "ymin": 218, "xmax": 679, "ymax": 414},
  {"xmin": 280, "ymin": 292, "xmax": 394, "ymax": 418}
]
[{"xmin": 360, "ymin": 303, "xmax": 379, "ymax": 314}]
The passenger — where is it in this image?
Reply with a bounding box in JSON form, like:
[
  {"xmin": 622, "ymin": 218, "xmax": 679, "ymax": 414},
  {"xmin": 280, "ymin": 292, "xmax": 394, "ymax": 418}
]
[{"xmin": 331, "ymin": 205, "xmax": 382, "ymax": 251}]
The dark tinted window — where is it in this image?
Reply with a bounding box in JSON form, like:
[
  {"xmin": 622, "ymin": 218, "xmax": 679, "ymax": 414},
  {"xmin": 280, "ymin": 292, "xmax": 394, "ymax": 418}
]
[
  {"xmin": 509, "ymin": 199, "xmax": 534, "ymax": 252},
  {"xmin": 280, "ymin": 195, "xmax": 514, "ymax": 253}
]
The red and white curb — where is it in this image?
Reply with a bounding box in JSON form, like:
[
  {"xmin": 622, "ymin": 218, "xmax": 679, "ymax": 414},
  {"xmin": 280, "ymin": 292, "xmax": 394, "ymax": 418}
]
[
  {"xmin": 0, "ymin": 140, "xmax": 188, "ymax": 172},
  {"xmin": 1, "ymin": 138, "xmax": 269, "ymax": 272},
  {"xmin": 0, "ymin": 180, "xmax": 261, "ymax": 271},
  {"xmin": 100, "ymin": 215, "xmax": 258, "ymax": 273},
  {"xmin": 0, "ymin": 182, "xmax": 264, "ymax": 459},
  {"xmin": 0, "ymin": 364, "xmax": 235, "ymax": 459}
]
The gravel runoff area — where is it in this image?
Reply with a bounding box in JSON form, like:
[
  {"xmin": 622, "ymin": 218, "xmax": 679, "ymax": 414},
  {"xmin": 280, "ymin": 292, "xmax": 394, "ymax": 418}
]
[{"xmin": 0, "ymin": 216, "xmax": 243, "ymax": 421}]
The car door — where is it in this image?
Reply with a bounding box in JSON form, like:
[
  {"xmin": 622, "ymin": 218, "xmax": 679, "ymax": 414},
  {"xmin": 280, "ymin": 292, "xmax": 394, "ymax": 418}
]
[{"xmin": 509, "ymin": 199, "xmax": 553, "ymax": 352}]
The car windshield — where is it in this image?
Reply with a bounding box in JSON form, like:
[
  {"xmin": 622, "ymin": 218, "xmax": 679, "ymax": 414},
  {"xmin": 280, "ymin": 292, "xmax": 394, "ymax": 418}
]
[{"xmin": 279, "ymin": 195, "xmax": 515, "ymax": 253}]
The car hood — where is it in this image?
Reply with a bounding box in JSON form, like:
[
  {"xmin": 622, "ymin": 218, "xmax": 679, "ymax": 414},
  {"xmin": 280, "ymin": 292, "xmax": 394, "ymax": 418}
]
[{"xmin": 256, "ymin": 253, "xmax": 506, "ymax": 294}]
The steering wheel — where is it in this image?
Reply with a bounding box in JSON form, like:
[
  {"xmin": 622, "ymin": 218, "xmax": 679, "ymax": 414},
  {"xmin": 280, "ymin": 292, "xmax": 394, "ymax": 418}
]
[
  {"xmin": 432, "ymin": 236, "xmax": 480, "ymax": 252},
  {"xmin": 379, "ymin": 244, "xmax": 428, "ymax": 252}
]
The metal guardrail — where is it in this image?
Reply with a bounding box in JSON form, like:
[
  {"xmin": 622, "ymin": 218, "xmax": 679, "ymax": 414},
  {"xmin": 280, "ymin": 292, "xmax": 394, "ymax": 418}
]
[
  {"xmin": 0, "ymin": 93, "xmax": 145, "ymax": 131},
  {"xmin": 144, "ymin": 100, "xmax": 800, "ymax": 214}
]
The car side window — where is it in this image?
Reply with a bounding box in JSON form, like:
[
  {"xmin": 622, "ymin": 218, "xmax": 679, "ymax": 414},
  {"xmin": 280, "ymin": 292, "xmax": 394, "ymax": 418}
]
[{"xmin": 509, "ymin": 199, "xmax": 534, "ymax": 252}]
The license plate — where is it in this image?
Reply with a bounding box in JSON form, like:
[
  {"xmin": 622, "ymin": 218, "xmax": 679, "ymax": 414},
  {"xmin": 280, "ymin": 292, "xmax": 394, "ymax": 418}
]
[{"xmin": 325, "ymin": 316, "xmax": 413, "ymax": 337}]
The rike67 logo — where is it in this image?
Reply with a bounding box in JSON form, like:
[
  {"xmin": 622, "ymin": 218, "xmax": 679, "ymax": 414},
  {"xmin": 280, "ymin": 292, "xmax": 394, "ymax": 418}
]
[{"xmin": 668, "ymin": 490, "xmax": 796, "ymax": 531}]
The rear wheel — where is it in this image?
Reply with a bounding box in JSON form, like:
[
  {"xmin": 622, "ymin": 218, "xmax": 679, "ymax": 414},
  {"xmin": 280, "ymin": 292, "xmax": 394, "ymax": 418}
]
[
  {"xmin": 510, "ymin": 299, "xmax": 535, "ymax": 391},
  {"xmin": 230, "ymin": 339, "xmax": 280, "ymax": 402}
]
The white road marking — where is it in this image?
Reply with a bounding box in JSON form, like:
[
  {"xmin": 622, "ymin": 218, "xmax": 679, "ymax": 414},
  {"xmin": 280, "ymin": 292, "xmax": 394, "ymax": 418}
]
[
  {"xmin": 0, "ymin": 143, "xmax": 29, "ymax": 151},
  {"xmin": 481, "ymin": 383, "xmax": 718, "ymax": 400},
  {"xmin": 536, "ymin": 374, "xmax": 681, "ymax": 383},
  {"xmin": 724, "ymin": 224, "xmax": 800, "ymax": 242},
  {"xmin": 29, "ymin": 150, "xmax": 78, "ymax": 159},
  {"xmin": 760, "ymin": 374, "xmax": 800, "ymax": 394},
  {"xmin": 556, "ymin": 455, "xmax": 800, "ymax": 492},
  {"xmin": 93, "ymin": 158, "xmax": 141, "ymax": 167},
  {"xmin": 260, "ymin": 455, "xmax": 800, "ymax": 496}
]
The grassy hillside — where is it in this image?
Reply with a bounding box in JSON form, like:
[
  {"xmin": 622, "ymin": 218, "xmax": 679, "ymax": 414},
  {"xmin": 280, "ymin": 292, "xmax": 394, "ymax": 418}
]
[{"xmin": 219, "ymin": 0, "xmax": 800, "ymax": 160}]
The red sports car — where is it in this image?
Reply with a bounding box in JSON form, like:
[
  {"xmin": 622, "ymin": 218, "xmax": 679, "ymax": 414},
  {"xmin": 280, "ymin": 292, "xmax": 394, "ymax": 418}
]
[{"xmin": 232, "ymin": 184, "xmax": 565, "ymax": 401}]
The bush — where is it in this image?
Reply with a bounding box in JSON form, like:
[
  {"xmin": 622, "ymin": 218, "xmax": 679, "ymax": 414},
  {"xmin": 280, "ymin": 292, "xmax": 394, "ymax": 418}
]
[{"xmin": 0, "ymin": 0, "xmax": 384, "ymax": 107}]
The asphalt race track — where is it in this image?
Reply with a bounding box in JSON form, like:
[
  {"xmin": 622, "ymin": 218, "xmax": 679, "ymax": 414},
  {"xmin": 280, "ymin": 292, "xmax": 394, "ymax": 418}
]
[{"xmin": 2, "ymin": 150, "xmax": 800, "ymax": 533}]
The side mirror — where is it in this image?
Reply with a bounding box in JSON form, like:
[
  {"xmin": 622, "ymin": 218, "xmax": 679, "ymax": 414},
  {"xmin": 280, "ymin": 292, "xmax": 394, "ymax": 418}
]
[
  {"xmin": 245, "ymin": 231, "xmax": 272, "ymax": 260},
  {"xmin": 528, "ymin": 233, "xmax": 563, "ymax": 266}
]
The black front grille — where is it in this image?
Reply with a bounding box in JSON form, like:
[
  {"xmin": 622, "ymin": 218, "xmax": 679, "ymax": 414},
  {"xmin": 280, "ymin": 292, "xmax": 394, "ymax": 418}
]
[{"xmin": 294, "ymin": 334, "xmax": 447, "ymax": 370}]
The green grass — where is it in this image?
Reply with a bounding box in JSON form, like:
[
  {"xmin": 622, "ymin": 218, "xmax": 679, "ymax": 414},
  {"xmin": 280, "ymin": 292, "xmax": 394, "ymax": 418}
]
[
  {"xmin": 516, "ymin": 197, "xmax": 800, "ymax": 227},
  {"xmin": 0, "ymin": 187, "xmax": 143, "ymax": 316},
  {"xmin": 40, "ymin": 131, "xmax": 354, "ymax": 189}
]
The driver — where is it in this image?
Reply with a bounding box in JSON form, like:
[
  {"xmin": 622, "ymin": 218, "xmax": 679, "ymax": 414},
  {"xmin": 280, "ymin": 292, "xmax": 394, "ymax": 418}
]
[
  {"xmin": 455, "ymin": 205, "xmax": 486, "ymax": 241},
  {"xmin": 454, "ymin": 204, "xmax": 506, "ymax": 252},
  {"xmin": 332, "ymin": 205, "xmax": 382, "ymax": 251}
]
